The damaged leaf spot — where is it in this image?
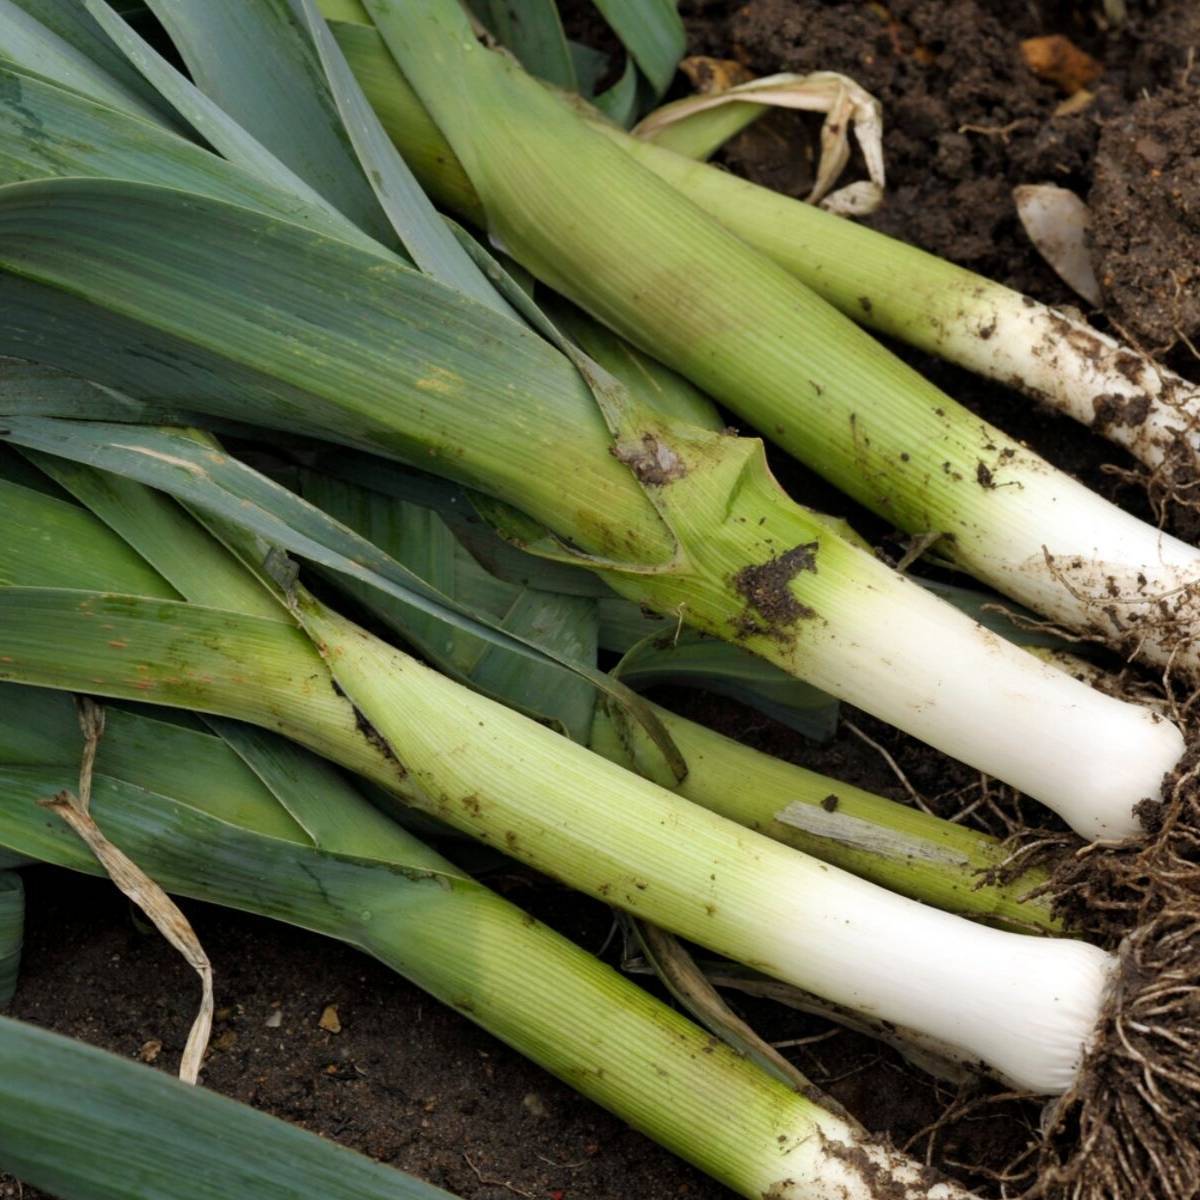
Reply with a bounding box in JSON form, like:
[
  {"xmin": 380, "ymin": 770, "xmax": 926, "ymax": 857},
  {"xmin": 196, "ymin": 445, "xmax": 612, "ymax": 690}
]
[{"xmin": 612, "ymin": 434, "xmax": 687, "ymax": 485}]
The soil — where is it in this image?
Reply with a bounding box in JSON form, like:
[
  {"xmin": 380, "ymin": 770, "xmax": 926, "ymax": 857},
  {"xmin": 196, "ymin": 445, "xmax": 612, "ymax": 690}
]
[{"xmin": 4, "ymin": 3, "xmax": 1200, "ymax": 1200}]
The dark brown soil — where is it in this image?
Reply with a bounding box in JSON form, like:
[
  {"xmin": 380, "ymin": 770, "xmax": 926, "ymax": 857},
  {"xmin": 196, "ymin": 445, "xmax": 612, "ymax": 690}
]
[
  {"xmin": 4, "ymin": 3, "xmax": 1200, "ymax": 1199},
  {"xmin": 1090, "ymin": 86, "xmax": 1200, "ymax": 350}
]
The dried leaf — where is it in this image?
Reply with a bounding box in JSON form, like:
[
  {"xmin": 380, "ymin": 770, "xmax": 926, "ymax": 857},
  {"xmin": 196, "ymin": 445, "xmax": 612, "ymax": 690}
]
[
  {"xmin": 678, "ymin": 56, "xmax": 754, "ymax": 94},
  {"xmin": 39, "ymin": 698, "xmax": 213, "ymax": 1085},
  {"xmin": 1014, "ymin": 183, "xmax": 1102, "ymax": 306},
  {"xmin": 634, "ymin": 71, "xmax": 886, "ymax": 212}
]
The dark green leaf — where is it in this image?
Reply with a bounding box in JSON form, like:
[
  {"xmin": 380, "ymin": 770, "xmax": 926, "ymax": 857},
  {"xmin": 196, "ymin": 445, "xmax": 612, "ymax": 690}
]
[
  {"xmin": 591, "ymin": 0, "xmax": 683, "ymax": 96},
  {"xmin": 0, "ymin": 872, "xmax": 21, "ymax": 1007},
  {"xmin": 296, "ymin": 0, "xmax": 511, "ymax": 312},
  {"xmin": 0, "ymin": 1015, "xmax": 461, "ymax": 1198},
  {"xmin": 592, "ymin": 55, "xmax": 639, "ymax": 127},
  {"xmin": 81, "ymin": 0, "xmax": 367, "ymax": 236},
  {"xmin": 468, "ymin": 0, "xmax": 576, "ymax": 90},
  {"xmin": 0, "ymin": 0, "xmax": 167, "ymax": 122},
  {"xmin": 6, "ymin": 0, "xmax": 180, "ymax": 125},
  {"xmin": 138, "ymin": 0, "xmax": 390, "ymax": 240},
  {"xmin": 0, "ymin": 475, "xmax": 175, "ymax": 596}
]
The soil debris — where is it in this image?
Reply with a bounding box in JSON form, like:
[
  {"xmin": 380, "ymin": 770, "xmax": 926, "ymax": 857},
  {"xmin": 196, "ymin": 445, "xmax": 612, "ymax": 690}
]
[
  {"xmin": 1019, "ymin": 35, "xmax": 1102, "ymax": 95},
  {"xmin": 331, "ymin": 679, "xmax": 407, "ymax": 776},
  {"xmin": 1090, "ymin": 390, "xmax": 1151, "ymax": 432},
  {"xmin": 732, "ymin": 542, "xmax": 819, "ymax": 633},
  {"xmin": 1090, "ymin": 87, "xmax": 1200, "ymax": 349}
]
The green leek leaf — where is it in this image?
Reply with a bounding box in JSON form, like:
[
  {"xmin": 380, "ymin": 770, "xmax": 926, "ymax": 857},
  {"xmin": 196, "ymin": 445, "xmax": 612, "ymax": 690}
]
[
  {"xmin": 0, "ymin": 1015, "xmax": 460, "ymax": 1198},
  {"xmin": 81, "ymin": 0, "xmax": 367, "ymax": 236},
  {"xmin": 137, "ymin": 0, "xmax": 389, "ymax": 240},
  {"xmin": 6, "ymin": 0, "xmax": 180, "ymax": 125},
  {"xmin": 296, "ymin": 0, "xmax": 511, "ymax": 312},
  {"xmin": 590, "ymin": 0, "xmax": 683, "ymax": 97},
  {"xmin": 468, "ymin": 0, "xmax": 576, "ymax": 91}
]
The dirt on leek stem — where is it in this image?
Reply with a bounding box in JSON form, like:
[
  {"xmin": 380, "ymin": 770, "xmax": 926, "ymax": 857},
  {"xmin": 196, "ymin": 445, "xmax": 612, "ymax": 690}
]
[{"xmin": 328, "ymin": 12, "xmax": 1200, "ymax": 682}]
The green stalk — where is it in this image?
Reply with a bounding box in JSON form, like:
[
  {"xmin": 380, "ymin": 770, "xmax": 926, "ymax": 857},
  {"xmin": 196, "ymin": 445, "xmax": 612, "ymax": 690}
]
[
  {"xmin": 589, "ymin": 702, "xmax": 1057, "ymax": 934},
  {"xmin": 334, "ymin": 7, "xmax": 1200, "ymax": 679},
  {"xmin": 0, "ymin": 692, "xmax": 962, "ymax": 1200}
]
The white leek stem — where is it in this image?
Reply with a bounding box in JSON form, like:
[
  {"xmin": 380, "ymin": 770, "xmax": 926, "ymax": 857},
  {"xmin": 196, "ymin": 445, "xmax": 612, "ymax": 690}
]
[{"xmin": 795, "ymin": 546, "xmax": 1186, "ymax": 841}]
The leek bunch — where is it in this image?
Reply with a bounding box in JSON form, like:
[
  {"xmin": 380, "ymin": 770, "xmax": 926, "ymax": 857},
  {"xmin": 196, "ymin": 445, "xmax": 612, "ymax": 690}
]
[
  {"xmin": 0, "ymin": 443, "xmax": 1102, "ymax": 1096},
  {"xmin": 0, "ymin": 7, "xmax": 1195, "ymax": 1199},
  {"xmin": 0, "ymin": 0, "xmax": 1182, "ymax": 842},
  {"xmin": 0, "ymin": 450, "xmax": 969, "ymax": 1200}
]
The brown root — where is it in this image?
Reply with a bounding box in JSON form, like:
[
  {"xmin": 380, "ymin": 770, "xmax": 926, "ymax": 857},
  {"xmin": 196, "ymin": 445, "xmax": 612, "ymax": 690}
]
[
  {"xmin": 1034, "ymin": 908, "xmax": 1200, "ymax": 1200},
  {"xmin": 1033, "ymin": 756, "xmax": 1200, "ymax": 1200}
]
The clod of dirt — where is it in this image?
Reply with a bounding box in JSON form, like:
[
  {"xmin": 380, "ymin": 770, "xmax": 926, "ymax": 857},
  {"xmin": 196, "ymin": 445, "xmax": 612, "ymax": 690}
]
[
  {"xmin": 1019, "ymin": 35, "xmax": 1102, "ymax": 95},
  {"xmin": 732, "ymin": 542, "xmax": 819, "ymax": 633},
  {"xmin": 725, "ymin": 0, "xmax": 1094, "ymax": 300},
  {"xmin": 1089, "ymin": 87, "xmax": 1200, "ymax": 350}
]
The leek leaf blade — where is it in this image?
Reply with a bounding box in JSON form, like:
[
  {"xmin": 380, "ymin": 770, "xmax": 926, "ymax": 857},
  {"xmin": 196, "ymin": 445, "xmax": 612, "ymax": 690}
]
[
  {"xmin": 81, "ymin": 0, "xmax": 369, "ymax": 236},
  {"xmin": 0, "ymin": 0, "xmax": 167, "ymax": 123},
  {"xmin": 5, "ymin": 0, "xmax": 180, "ymax": 125},
  {"xmin": 0, "ymin": 1015, "xmax": 460, "ymax": 1199},
  {"xmin": 590, "ymin": 0, "xmax": 683, "ymax": 97},
  {"xmin": 468, "ymin": 0, "xmax": 577, "ymax": 91},
  {"xmin": 295, "ymin": 0, "xmax": 512, "ymax": 313},
  {"xmin": 138, "ymin": 0, "xmax": 390, "ymax": 241}
]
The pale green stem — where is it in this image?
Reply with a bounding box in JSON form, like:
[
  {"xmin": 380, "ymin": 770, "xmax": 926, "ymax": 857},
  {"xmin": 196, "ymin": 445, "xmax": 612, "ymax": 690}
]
[{"xmin": 589, "ymin": 702, "xmax": 1059, "ymax": 934}]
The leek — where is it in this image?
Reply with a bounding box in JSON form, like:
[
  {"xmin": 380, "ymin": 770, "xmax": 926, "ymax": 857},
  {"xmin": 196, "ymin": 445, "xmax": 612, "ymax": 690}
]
[{"xmin": 0, "ymin": 445, "xmax": 1058, "ymax": 940}]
